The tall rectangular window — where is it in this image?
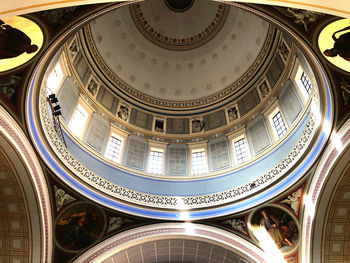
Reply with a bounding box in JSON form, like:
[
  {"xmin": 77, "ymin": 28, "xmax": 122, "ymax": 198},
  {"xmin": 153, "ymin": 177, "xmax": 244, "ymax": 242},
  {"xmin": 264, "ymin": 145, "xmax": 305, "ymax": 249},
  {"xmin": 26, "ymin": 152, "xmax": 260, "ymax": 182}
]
[
  {"xmin": 47, "ymin": 62, "xmax": 64, "ymax": 95},
  {"xmin": 192, "ymin": 150, "xmax": 208, "ymax": 175},
  {"xmin": 233, "ymin": 138, "xmax": 250, "ymax": 164},
  {"xmin": 105, "ymin": 136, "xmax": 123, "ymax": 163},
  {"xmin": 68, "ymin": 104, "xmax": 89, "ymax": 138},
  {"xmin": 300, "ymin": 72, "xmax": 312, "ymax": 95},
  {"xmin": 148, "ymin": 149, "xmax": 164, "ymax": 175},
  {"xmin": 272, "ymin": 111, "xmax": 287, "ymax": 138}
]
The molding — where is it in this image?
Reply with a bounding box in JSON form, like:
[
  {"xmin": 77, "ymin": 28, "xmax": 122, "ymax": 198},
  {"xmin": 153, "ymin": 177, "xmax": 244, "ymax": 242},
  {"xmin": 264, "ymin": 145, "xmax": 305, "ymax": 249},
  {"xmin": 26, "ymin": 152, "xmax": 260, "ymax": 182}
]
[
  {"xmin": 82, "ymin": 24, "xmax": 275, "ymax": 110},
  {"xmin": 129, "ymin": 3, "xmax": 230, "ymax": 51},
  {"xmin": 0, "ymin": 105, "xmax": 52, "ymax": 263},
  {"xmin": 302, "ymin": 117, "xmax": 350, "ymax": 263},
  {"xmin": 73, "ymin": 223, "xmax": 266, "ymax": 263},
  {"xmin": 38, "ymin": 84, "xmax": 317, "ymax": 211}
]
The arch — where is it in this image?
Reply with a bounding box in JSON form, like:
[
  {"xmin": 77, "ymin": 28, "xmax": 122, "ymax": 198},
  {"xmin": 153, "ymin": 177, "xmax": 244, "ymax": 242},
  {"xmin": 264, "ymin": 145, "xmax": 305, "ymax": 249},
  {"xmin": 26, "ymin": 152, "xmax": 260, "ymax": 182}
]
[
  {"xmin": 1, "ymin": 0, "xmax": 350, "ymax": 19},
  {"xmin": 74, "ymin": 223, "xmax": 266, "ymax": 262},
  {"xmin": 302, "ymin": 117, "xmax": 350, "ymax": 262},
  {"xmin": 0, "ymin": 105, "xmax": 52, "ymax": 262}
]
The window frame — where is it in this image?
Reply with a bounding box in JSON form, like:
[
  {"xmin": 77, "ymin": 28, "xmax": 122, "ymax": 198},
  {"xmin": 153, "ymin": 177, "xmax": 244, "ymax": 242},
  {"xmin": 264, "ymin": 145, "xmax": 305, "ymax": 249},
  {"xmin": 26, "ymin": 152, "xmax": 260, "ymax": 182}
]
[
  {"xmin": 104, "ymin": 125, "xmax": 129, "ymax": 164},
  {"xmin": 67, "ymin": 97, "xmax": 92, "ymax": 139},
  {"xmin": 271, "ymin": 111, "xmax": 288, "ymax": 139},
  {"xmin": 188, "ymin": 142, "xmax": 209, "ymax": 176},
  {"xmin": 228, "ymin": 128, "xmax": 252, "ymax": 166},
  {"xmin": 146, "ymin": 141, "xmax": 167, "ymax": 175},
  {"xmin": 264, "ymin": 101, "xmax": 289, "ymax": 142},
  {"xmin": 290, "ymin": 60, "xmax": 314, "ymax": 104},
  {"xmin": 46, "ymin": 54, "xmax": 68, "ymax": 96},
  {"xmin": 300, "ymin": 71, "xmax": 312, "ymax": 96}
]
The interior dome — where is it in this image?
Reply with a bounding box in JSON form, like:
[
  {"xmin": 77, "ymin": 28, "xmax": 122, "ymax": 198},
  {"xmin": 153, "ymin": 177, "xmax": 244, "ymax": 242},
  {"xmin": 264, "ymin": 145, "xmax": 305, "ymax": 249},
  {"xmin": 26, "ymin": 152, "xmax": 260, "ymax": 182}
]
[
  {"xmin": 86, "ymin": 0, "xmax": 270, "ymax": 104},
  {"xmin": 26, "ymin": 1, "xmax": 333, "ymax": 220}
]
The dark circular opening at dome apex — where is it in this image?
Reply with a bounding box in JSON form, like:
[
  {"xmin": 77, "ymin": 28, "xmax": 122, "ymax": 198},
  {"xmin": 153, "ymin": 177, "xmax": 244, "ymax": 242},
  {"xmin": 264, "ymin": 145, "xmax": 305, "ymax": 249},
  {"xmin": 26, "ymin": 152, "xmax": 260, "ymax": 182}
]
[{"xmin": 164, "ymin": 0, "xmax": 195, "ymax": 12}]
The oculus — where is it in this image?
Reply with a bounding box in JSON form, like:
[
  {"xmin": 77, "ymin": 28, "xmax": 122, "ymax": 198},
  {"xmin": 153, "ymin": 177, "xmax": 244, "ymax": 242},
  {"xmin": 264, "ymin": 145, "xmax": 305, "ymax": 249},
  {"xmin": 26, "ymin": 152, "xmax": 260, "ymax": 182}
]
[{"xmin": 164, "ymin": 0, "xmax": 195, "ymax": 12}]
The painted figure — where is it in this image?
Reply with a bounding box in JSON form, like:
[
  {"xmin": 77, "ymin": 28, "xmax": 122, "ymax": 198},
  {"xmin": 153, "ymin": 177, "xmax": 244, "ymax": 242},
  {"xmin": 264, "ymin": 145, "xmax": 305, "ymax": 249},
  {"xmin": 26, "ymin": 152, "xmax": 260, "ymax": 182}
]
[
  {"xmin": 0, "ymin": 75, "xmax": 21, "ymax": 100},
  {"xmin": 55, "ymin": 187, "xmax": 75, "ymax": 211},
  {"xmin": 107, "ymin": 216, "xmax": 133, "ymax": 233},
  {"xmin": 281, "ymin": 188, "xmax": 302, "ymax": 213},
  {"xmin": 340, "ymin": 78, "xmax": 350, "ymax": 106},
  {"xmin": 287, "ymin": 8, "xmax": 321, "ymax": 31},
  {"xmin": 57, "ymin": 207, "xmax": 99, "ymax": 250},
  {"xmin": 260, "ymin": 210, "xmax": 294, "ymax": 248},
  {"xmin": 323, "ymin": 25, "xmax": 350, "ymax": 61},
  {"xmin": 224, "ymin": 218, "xmax": 246, "ymax": 233},
  {"xmin": 0, "ymin": 19, "xmax": 38, "ymax": 59}
]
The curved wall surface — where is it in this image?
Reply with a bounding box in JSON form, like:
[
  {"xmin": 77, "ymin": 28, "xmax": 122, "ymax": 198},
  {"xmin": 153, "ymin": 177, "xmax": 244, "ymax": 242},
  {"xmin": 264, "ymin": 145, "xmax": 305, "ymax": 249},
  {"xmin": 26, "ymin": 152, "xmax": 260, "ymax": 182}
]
[{"xmin": 26, "ymin": 2, "xmax": 333, "ymax": 220}]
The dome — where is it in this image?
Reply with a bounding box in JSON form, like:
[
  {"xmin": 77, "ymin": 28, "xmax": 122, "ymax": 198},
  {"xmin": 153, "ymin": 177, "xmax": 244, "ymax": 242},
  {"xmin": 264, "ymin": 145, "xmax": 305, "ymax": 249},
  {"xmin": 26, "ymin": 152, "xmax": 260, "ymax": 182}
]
[
  {"xmin": 26, "ymin": 1, "xmax": 332, "ymax": 220},
  {"xmin": 87, "ymin": 0, "xmax": 270, "ymax": 106}
]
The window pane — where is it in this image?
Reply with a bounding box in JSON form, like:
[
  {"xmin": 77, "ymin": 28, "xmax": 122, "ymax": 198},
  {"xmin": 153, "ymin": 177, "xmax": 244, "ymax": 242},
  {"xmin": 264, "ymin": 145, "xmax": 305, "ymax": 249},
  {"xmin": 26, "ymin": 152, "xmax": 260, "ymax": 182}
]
[
  {"xmin": 272, "ymin": 112, "xmax": 287, "ymax": 138},
  {"xmin": 300, "ymin": 72, "xmax": 312, "ymax": 95},
  {"xmin": 192, "ymin": 151, "xmax": 207, "ymax": 175},
  {"xmin": 47, "ymin": 62, "xmax": 64, "ymax": 95},
  {"xmin": 105, "ymin": 136, "xmax": 123, "ymax": 163},
  {"xmin": 234, "ymin": 138, "xmax": 250, "ymax": 164},
  {"xmin": 68, "ymin": 104, "xmax": 88, "ymax": 138},
  {"xmin": 148, "ymin": 150, "xmax": 164, "ymax": 175}
]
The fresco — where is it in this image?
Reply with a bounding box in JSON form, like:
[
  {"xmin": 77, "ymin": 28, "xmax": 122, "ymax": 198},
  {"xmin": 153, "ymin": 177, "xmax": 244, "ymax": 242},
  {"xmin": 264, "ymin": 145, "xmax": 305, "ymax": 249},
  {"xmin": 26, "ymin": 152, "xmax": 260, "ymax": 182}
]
[
  {"xmin": 55, "ymin": 202, "xmax": 106, "ymax": 252},
  {"xmin": 223, "ymin": 215, "xmax": 247, "ymax": 235},
  {"xmin": 0, "ymin": 16, "xmax": 43, "ymax": 72},
  {"xmin": 250, "ymin": 206, "xmax": 298, "ymax": 253},
  {"xmin": 319, "ymin": 19, "xmax": 350, "ymax": 72}
]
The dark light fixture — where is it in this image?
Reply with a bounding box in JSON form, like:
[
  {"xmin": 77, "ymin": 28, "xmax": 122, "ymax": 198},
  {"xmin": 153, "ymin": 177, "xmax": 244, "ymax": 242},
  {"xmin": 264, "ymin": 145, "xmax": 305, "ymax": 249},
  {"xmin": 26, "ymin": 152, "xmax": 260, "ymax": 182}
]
[
  {"xmin": 48, "ymin": 93, "xmax": 61, "ymax": 116},
  {"xmin": 53, "ymin": 105, "xmax": 61, "ymax": 111},
  {"xmin": 54, "ymin": 111, "xmax": 62, "ymax": 116},
  {"xmin": 48, "ymin": 93, "xmax": 58, "ymax": 104}
]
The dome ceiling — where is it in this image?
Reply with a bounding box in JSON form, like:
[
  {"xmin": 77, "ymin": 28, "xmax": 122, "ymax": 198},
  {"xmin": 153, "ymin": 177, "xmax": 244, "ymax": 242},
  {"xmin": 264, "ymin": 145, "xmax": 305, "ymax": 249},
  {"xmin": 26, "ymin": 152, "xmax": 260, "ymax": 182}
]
[
  {"xmin": 27, "ymin": 1, "xmax": 333, "ymax": 220},
  {"xmin": 88, "ymin": 0, "xmax": 270, "ymax": 102}
]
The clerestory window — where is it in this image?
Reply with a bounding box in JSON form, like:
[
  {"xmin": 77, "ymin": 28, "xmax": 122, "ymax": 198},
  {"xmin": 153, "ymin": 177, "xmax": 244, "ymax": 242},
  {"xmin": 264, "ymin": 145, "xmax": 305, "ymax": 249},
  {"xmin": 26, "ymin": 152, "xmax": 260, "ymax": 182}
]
[
  {"xmin": 148, "ymin": 148, "xmax": 164, "ymax": 175},
  {"xmin": 46, "ymin": 61, "xmax": 64, "ymax": 95},
  {"xmin": 191, "ymin": 149, "xmax": 208, "ymax": 175},
  {"xmin": 272, "ymin": 111, "xmax": 288, "ymax": 139},
  {"xmin": 105, "ymin": 135, "xmax": 123, "ymax": 163},
  {"xmin": 68, "ymin": 104, "xmax": 89, "ymax": 138},
  {"xmin": 233, "ymin": 138, "xmax": 250, "ymax": 164}
]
